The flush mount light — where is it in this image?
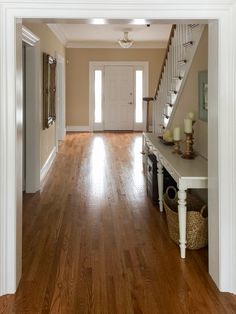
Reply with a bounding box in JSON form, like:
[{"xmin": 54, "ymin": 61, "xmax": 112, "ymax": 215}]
[
  {"xmin": 131, "ymin": 19, "xmax": 147, "ymax": 25},
  {"xmin": 118, "ymin": 31, "xmax": 133, "ymax": 48},
  {"xmin": 91, "ymin": 18, "xmax": 106, "ymax": 25}
]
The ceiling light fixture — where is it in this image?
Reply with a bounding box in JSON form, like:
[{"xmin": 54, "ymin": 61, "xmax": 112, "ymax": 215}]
[
  {"xmin": 132, "ymin": 19, "xmax": 147, "ymax": 25},
  {"xmin": 118, "ymin": 31, "xmax": 133, "ymax": 48},
  {"xmin": 91, "ymin": 18, "xmax": 106, "ymax": 25}
]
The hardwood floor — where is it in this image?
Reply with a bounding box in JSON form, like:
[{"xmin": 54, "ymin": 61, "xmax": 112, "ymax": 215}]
[{"xmin": 0, "ymin": 132, "xmax": 236, "ymax": 313}]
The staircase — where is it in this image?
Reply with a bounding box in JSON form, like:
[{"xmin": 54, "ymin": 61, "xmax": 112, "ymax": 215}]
[{"xmin": 151, "ymin": 24, "xmax": 205, "ymax": 134}]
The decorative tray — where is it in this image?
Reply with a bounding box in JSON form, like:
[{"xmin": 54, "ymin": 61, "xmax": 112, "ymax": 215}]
[{"xmin": 158, "ymin": 136, "xmax": 174, "ymax": 146}]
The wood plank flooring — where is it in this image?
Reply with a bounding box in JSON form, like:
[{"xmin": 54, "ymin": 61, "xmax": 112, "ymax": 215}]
[{"xmin": 1, "ymin": 132, "xmax": 236, "ymax": 313}]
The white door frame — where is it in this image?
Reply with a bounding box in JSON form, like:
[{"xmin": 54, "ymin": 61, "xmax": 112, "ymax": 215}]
[
  {"xmin": 0, "ymin": 1, "xmax": 236, "ymax": 296},
  {"xmin": 55, "ymin": 52, "xmax": 66, "ymax": 146},
  {"xmin": 89, "ymin": 61, "xmax": 148, "ymax": 131},
  {"xmin": 22, "ymin": 26, "xmax": 41, "ymax": 193}
]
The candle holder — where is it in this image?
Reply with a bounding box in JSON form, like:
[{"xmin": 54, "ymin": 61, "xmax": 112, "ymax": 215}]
[
  {"xmin": 191, "ymin": 120, "xmax": 196, "ymax": 156},
  {"xmin": 172, "ymin": 140, "xmax": 182, "ymax": 154},
  {"xmin": 182, "ymin": 133, "xmax": 195, "ymax": 159}
]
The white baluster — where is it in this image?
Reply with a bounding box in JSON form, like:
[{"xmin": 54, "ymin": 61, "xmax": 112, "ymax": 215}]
[
  {"xmin": 171, "ymin": 45, "xmax": 173, "ymax": 85},
  {"xmin": 183, "ymin": 25, "xmax": 187, "ymax": 47},
  {"xmin": 168, "ymin": 50, "xmax": 171, "ymax": 93},
  {"xmin": 177, "ymin": 29, "xmax": 180, "ymax": 76},
  {"xmin": 174, "ymin": 33, "xmax": 177, "ymax": 78}
]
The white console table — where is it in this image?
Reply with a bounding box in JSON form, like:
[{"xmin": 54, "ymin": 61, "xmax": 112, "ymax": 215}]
[{"xmin": 143, "ymin": 133, "xmax": 208, "ymax": 258}]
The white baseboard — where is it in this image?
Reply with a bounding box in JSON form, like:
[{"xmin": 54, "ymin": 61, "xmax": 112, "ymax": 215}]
[
  {"xmin": 66, "ymin": 125, "xmax": 151, "ymax": 132},
  {"xmin": 40, "ymin": 147, "xmax": 56, "ymax": 182},
  {"xmin": 66, "ymin": 125, "xmax": 90, "ymax": 132}
]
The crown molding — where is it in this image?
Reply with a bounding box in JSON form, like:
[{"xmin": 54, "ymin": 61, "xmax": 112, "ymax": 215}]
[
  {"xmin": 66, "ymin": 40, "xmax": 167, "ymax": 49},
  {"xmin": 22, "ymin": 26, "xmax": 40, "ymax": 46}
]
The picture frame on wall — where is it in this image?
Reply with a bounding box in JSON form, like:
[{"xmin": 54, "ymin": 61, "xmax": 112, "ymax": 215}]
[
  {"xmin": 198, "ymin": 70, "xmax": 208, "ymax": 122},
  {"xmin": 43, "ymin": 53, "xmax": 57, "ymax": 129}
]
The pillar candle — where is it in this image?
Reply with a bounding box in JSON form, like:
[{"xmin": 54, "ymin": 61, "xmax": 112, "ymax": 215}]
[
  {"xmin": 173, "ymin": 127, "xmax": 181, "ymax": 141},
  {"xmin": 184, "ymin": 118, "xmax": 192, "ymax": 133},
  {"xmin": 188, "ymin": 111, "xmax": 195, "ymax": 121}
]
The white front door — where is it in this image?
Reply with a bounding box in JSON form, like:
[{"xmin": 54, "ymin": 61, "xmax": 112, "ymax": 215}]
[{"xmin": 104, "ymin": 66, "xmax": 134, "ymax": 130}]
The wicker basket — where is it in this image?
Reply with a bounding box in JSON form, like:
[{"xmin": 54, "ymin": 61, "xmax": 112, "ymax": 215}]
[{"xmin": 164, "ymin": 186, "xmax": 208, "ymax": 250}]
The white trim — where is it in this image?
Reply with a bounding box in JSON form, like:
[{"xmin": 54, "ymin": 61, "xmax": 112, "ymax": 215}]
[
  {"xmin": 1, "ymin": 0, "xmax": 234, "ymax": 8},
  {"xmin": 66, "ymin": 41, "xmax": 168, "ymax": 49},
  {"xmin": 232, "ymin": 6, "xmax": 236, "ymax": 295},
  {"xmin": 208, "ymin": 20, "xmax": 220, "ymax": 289},
  {"xmin": 66, "ymin": 126, "xmax": 90, "ymax": 132},
  {"xmin": 216, "ymin": 8, "xmax": 236, "ymax": 293},
  {"xmin": 1, "ymin": 0, "xmax": 236, "ymax": 296},
  {"xmin": 22, "ymin": 28, "xmax": 41, "ymax": 193},
  {"xmin": 0, "ymin": 6, "xmax": 7, "ymax": 296},
  {"xmin": 55, "ymin": 53, "xmax": 66, "ymax": 144},
  {"xmin": 40, "ymin": 147, "xmax": 56, "ymax": 182},
  {"xmin": 22, "ymin": 26, "xmax": 40, "ymax": 46},
  {"xmin": 89, "ymin": 61, "xmax": 148, "ymax": 132}
]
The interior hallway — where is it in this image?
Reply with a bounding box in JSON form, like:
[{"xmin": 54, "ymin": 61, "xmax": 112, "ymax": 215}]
[{"xmin": 0, "ymin": 132, "xmax": 236, "ymax": 313}]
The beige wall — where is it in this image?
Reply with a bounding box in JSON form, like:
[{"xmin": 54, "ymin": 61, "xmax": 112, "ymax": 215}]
[
  {"xmin": 24, "ymin": 23, "xmax": 65, "ymax": 168},
  {"xmin": 171, "ymin": 26, "xmax": 208, "ymax": 159},
  {"xmin": 66, "ymin": 48, "xmax": 165, "ymax": 126}
]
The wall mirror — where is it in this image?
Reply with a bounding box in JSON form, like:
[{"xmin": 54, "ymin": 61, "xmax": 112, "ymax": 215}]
[{"xmin": 43, "ymin": 53, "xmax": 57, "ymax": 129}]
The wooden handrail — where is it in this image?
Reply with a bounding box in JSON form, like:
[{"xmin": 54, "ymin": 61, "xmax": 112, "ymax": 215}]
[{"xmin": 154, "ymin": 24, "xmax": 176, "ymax": 99}]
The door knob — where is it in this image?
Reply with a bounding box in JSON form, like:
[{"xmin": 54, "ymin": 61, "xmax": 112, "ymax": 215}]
[{"xmin": 128, "ymin": 102, "xmax": 133, "ymax": 104}]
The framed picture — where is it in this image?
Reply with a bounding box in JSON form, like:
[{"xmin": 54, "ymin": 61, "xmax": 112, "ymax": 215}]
[
  {"xmin": 43, "ymin": 53, "xmax": 57, "ymax": 129},
  {"xmin": 198, "ymin": 70, "xmax": 208, "ymax": 122}
]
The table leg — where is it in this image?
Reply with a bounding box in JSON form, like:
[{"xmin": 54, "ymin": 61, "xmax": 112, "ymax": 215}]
[
  {"xmin": 157, "ymin": 160, "xmax": 164, "ymax": 212},
  {"xmin": 178, "ymin": 189, "xmax": 187, "ymax": 258},
  {"xmin": 142, "ymin": 133, "xmax": 145, "ymax": 154}
]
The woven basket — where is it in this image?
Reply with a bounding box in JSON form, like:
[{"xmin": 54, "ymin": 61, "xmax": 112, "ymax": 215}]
[{"xmin": 164, "ymin": 186, "xmax": 208, "ymax": 250}]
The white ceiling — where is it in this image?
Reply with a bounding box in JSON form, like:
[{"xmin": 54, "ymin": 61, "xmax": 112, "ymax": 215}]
[{"xmin": 48, "ymin": 23, "xmax": 172, "ymax": 48}]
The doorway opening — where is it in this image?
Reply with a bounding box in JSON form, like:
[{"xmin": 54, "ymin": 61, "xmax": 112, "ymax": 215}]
[{"xmin": 1, "ymin": 7, "xmax": 235, "ymax": 297}]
